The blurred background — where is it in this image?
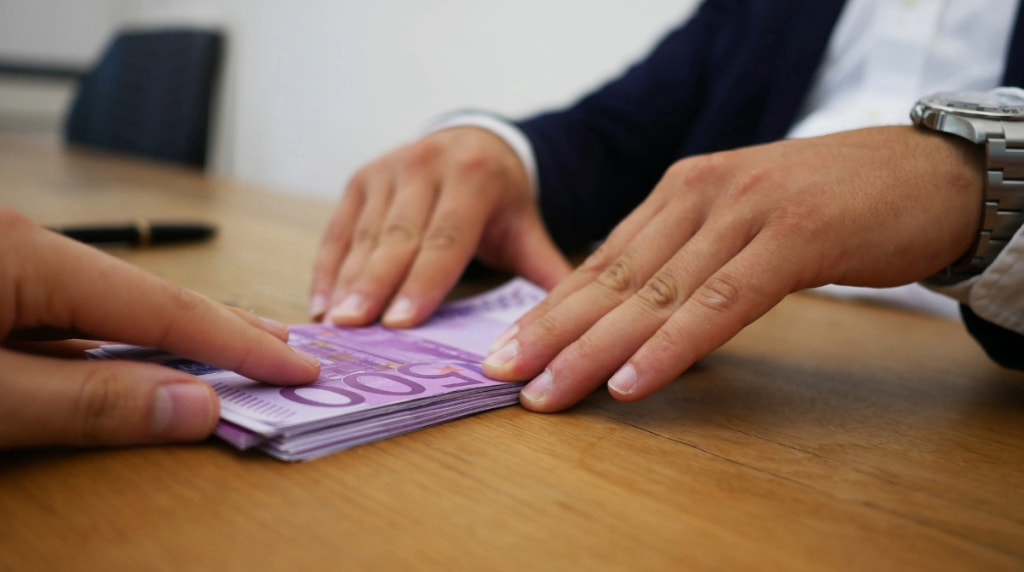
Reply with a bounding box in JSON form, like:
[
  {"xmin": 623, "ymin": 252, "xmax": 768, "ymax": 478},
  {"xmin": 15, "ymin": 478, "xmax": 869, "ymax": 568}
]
[{"xmin": 0, "ymin": 0, "xmax": 697, "ymax": 200}]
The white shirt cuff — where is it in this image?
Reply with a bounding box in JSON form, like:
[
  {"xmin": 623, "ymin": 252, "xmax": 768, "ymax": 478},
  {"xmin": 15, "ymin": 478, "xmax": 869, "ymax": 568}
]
[
  {"xmin": 927, "ymin": 224, "xmax": 1024, "ymax": 335},
  {"xmin": 422, "ymin": 111, "xmax": 539, "ymax": 196}
]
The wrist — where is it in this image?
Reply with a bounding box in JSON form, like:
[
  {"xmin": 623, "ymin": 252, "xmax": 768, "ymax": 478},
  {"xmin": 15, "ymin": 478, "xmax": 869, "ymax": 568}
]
[
  {"xmin": 423, "ymin": 110, "xmax": 539, "ymax": 196},
  {"xmin": 910, "ymin": 89, "xmax": 1024, "ymax": 285},
  {"xmin": 928, "ymin": 130, "xmax": 987, "ymax": 274}
]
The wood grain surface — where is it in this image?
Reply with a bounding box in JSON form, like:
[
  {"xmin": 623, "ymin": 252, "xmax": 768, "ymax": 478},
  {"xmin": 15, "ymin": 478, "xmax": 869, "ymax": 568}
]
[{"xmin": 1, "ymin": 138, "xmax": 1022, "ymax": 571}]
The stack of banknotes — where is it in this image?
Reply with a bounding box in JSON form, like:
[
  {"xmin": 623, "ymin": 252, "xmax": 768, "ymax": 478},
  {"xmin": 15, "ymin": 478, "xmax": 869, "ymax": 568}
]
[{"xmin": 88, "ymin": 279, "xmax": 545, "ymax": 461}]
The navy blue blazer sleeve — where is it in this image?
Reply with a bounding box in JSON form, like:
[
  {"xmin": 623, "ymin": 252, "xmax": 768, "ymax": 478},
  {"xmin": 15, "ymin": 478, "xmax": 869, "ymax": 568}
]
[
  {"xmin": 515, "ymin": 0, "xmax": 845, "ymax": 252},
  {"xmin": 514, "ymin": 5, "xmax": 715, "ymax": 253},
  {"xmin": 961, "ymin": 306, "xmax": 1024, "ymax": 370}
]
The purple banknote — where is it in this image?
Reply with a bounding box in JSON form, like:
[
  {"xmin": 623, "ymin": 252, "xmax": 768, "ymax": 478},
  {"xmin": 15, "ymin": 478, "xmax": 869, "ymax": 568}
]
[{"xmin": 88, "ymin": 279, "xmax": 546, "ymax": 461}]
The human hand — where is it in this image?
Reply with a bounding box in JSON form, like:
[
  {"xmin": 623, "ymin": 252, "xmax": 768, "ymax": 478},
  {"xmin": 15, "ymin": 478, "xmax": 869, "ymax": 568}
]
[
  {"xmin": 0, "ymin": 208, "xmax": 321, "ymax": 449},
  {"xmin": 481, "ymin": 126, "xmax": 984, "ymax": 411},
  {"xmin": 311, "ymin": 126, "xmax": 572, "ymax": 328}
]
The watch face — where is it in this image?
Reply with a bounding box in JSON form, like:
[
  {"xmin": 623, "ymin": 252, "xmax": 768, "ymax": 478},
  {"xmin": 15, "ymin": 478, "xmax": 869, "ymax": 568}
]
[{"xmin": 921, "ymin": 89, "xmax": 1024, "ymax": 119}]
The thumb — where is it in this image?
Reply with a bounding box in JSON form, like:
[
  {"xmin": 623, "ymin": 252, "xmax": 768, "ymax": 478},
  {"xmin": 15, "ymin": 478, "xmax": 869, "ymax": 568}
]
[
  {"xmin": 501, "ymin": 218, "xmax": 573, "ymax": 291},
  {"xmin": 0, "ymin": 348, "xmax": 220, "ymax": 449}
]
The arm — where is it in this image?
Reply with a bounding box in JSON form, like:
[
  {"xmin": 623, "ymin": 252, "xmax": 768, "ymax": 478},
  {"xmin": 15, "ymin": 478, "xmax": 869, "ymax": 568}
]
[
  {"xmin": 481, "ymin": 126, "xmax": 988, "ymax": 411},
  {"xmin": 309, "ymin": 0, "xmax": 843, "ymax": 328},
  {"xmin": 306, "ymin": 3, "xmax": 725, "ymax": 329},
  {"xmin": 308, "ymin": 1, "xmax": 726, "ymax": 328}
]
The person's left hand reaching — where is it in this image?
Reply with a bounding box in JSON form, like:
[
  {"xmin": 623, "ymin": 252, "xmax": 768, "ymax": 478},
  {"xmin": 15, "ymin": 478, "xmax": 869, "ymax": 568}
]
[{"xmin": 0, "ymin": 207, "xmax": 321, "ymax": 449}]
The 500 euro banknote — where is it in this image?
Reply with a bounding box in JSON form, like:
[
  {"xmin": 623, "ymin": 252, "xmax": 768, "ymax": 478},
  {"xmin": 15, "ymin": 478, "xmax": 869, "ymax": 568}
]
[{"xmin": 88, "ymin": 279, "xmax": 545, "ymax": 461}]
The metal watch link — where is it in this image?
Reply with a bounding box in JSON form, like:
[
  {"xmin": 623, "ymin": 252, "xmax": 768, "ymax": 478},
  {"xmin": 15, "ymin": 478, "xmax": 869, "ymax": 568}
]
[{"xmin": 910, "ymin": 88, "xmax": 1024, "ymax": 285}]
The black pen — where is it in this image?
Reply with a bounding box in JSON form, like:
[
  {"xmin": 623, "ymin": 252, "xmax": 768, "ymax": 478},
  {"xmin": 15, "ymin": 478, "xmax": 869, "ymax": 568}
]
[{"xmin": 52, "ymin": 220, "xmax": 217, "ymax": 247}]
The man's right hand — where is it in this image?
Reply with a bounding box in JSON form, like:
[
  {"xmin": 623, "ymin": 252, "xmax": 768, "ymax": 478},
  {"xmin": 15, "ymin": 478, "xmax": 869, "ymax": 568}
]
[{"xmin": 311, "ymin": 126, "xmax": 572, "ymax": 328}]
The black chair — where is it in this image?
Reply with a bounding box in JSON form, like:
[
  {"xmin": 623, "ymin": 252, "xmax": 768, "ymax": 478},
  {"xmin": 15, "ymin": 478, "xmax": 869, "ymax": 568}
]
[{"xmin": 64, "ymin": 29, "xmax": 222, "ymax": 169}]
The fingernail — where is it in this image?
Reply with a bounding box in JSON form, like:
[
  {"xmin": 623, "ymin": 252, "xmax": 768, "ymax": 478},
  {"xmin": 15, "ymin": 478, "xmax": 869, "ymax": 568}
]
[
  {"xmin": 382, "ymin": 296, "xmax": 414, "ymax": 325},
  {"xmin": 489, "ymin": 324, "xmax": 519, "ymax": 353},
  {"xmin": 608, "ymin": 363, "xmax": 637, "ymax": 396},
  {"xmin": 309, "ymin": 294, "xmax": 328, "ymax": 318},
  {"xmin": 328, "ymin": 293, "xmax": 366, "ymax": 323},
  {"xmin": 483, "ymin": 339, "xmax": 519, "ymax": 369},
  {"xmin": 520, "ymin": 368, "xmax": 552, "ymax": 406},
  {"xmin": 151, "ymin": 383, "xmax": 215, "ymax": 440},
  {"xmin": 292, "ymin": 345, "xmax": 321, "ymax": 369}
]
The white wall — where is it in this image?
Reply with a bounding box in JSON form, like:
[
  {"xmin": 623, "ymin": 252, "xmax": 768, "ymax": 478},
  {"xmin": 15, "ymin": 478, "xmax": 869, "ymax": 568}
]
[
  {"xmin": 0, "ymin": 0, "xmax": 698, "ymax": 200},
  {"xmin": 0, "ymin": 0, "xmax": 117, "ymax": 62},
  {"xmin": 0, "ymin": 1, "xmax": 118, "ymax": 138}
]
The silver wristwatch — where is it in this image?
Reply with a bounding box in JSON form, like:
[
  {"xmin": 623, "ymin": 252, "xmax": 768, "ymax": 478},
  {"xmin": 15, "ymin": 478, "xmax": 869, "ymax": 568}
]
[{"xmin": 910, "ymin": 88, "xmax": 1024, "ymax": 285}]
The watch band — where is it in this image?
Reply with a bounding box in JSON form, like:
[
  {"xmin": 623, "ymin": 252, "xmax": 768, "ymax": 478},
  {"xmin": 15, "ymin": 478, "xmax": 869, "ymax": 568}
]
[{"xmin": 931, "ymin": 121, "xmax": 1024, "ymax": 284}]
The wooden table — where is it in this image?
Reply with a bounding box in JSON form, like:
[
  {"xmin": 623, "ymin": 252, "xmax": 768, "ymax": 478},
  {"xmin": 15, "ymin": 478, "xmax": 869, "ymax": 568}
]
[{"xmin": 1, "ymin": 138, "xmax": 1022, "ymax": 571}]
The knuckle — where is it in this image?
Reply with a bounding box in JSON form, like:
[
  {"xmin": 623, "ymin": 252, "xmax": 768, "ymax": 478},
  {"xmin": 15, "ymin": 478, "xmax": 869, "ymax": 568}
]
[
  {"xmin": 352, "ymin": 225, "xmax": 378, "ymax": 247},
  {"xmin": 422, "ymin": 224, "xmax": 460, "ymax": 250},
  {"xmin": 662, "ymin": 158, "xmax": 694, "ymax": 183},
  {"xmin": 648, "ymin": 325, "xmax": 686, "ymax": 361},
  {"xmin": 333, "ymin": 268, "xmax": 359, "ymax": 291},
  {"xmin": 229, "ymin": 341, "xmax": 260, "ymax": 375},
  {"xmin": 381, "ymin": 221, "xmax": 417, "ymax": 245},
  {"xmin": 666, "ymin": 153, "xmax": 727, "ymax": 189},
  {"xmin": 450, "ymin": 149, "xmax": 494, "ymax": 180},
  {"xmin": 345, "ymin": 169, "xmax": 369, "ymax": 195},
  {"xmin": 727, "ymin": 165, "xmax": 776, "ymax": 203},
  {"xmin": 596, "ymin": 259, "xmax": 638, "ymax": 296},
  {"xmin": 74, "ymin": 367, "xmax": 123, "ymax": 445},
  {"xmin": 563, "ymin": 332, "xmax": 600, "ymax": 361},
  {"xmin": 530, "ymin": 314, "xmax": 564, "ymax": 344},
  {"xmin": 692, "ymin": 274, "xmax": 741, "ymax": 315},
  {"xmin": 345, "ymin": 159, "xmax": 393, "ymax": 200},
  {"xmin": 637, "ymin": 273, "xmax": 681, "ymax": 311},
  {"xmin": 150, "ymin": 286, "xmax": 206, "ymax": 348},
  {"xmin": 167, "ymin": 285, "xmax": 206, "ymax": 316},
  {"xmin": 578, "ymin": 243, "xmax": 614, "ymax": 274},
  {"xmin": 532, "ymin": 297, "xmax": 558, "ymax": 316},
  {"xmin": 402, "ymin": 139, "xmax": 443, "ymax": 172}
]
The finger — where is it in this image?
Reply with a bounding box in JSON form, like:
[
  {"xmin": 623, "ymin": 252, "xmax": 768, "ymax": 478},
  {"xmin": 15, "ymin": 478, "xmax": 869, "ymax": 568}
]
[
  {"xmin": 377, "ymin": 156, "xmax": 502, "ymax": 328},
  {"xmin": 497, "ymin": 213, "xmax": 573, "ymax": 291},
  {"xmin": 483, "ymin": 241, "xmax": 622, "ymax": 358},
  {"xmin": 482, "ymin": 191, "xmax": 700, "ymax": 380},
  {"xmin": 224, "ymin": 307, "xmax": 290, "ymax": 341},
  {"xmin": 13, "ymin": 228, "xmax": 319, "ymax": 385},
  {"xmin": 607, "ymin": 232, "xmax": 796, "ymax": 403},
  {"xmin": 310, "ymin": 180, "xmax": 366, "ymax": 319},
  {"xmin": 0, "ymin": 348, "xmax": 219, "ymax": 449},
  {"xmin": 512, "ymin": 208, "xmax": 761, "ymax": 412},
  {"xmin": 481, "ymin": 220, "xmax": 574, "ymax": 358},
  {"xmin": 529, "ymin": 191, "xmax": 673, "ymax": 319},
  {"xmin": 325, "ymin": 173, "xmax": 396, "ymax": 325},
  {"xmin": 488, "ymin": 185, "xmax": 679, "ymax": 355},
  {"xmin": 335, "ymin": 158, "xmax": 441, "ymax": 327}
]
